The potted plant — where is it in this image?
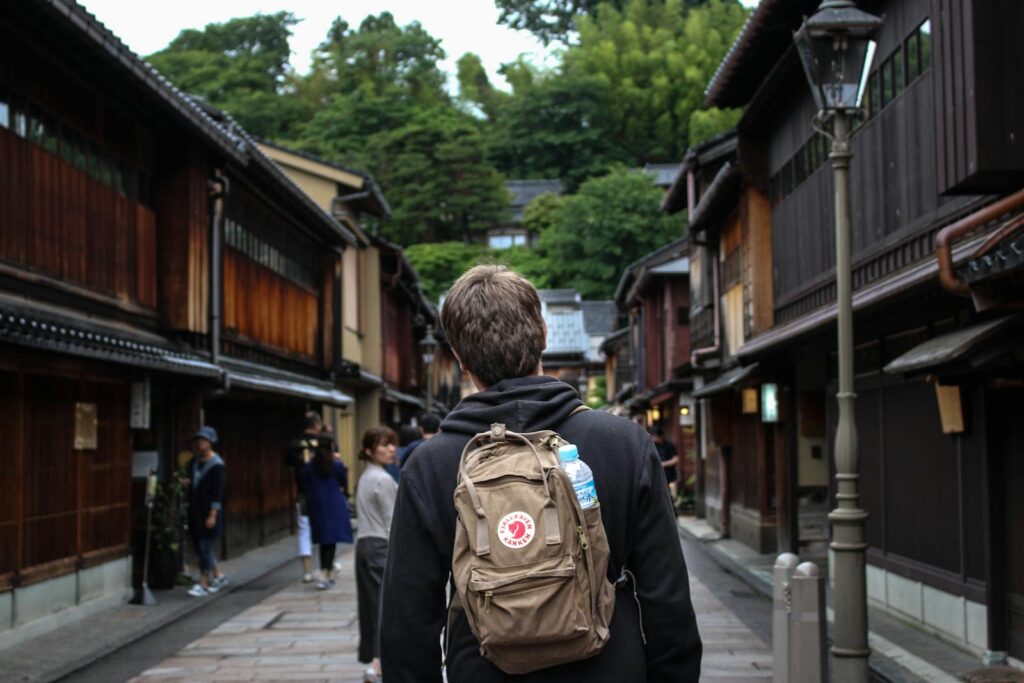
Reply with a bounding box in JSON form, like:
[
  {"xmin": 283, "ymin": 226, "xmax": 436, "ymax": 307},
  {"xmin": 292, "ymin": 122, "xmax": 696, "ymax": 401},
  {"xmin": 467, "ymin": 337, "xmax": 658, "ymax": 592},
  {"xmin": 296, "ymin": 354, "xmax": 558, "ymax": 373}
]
[{"xmin": 147, "ymin": 476, "xmax": 185, "ymax": 589}]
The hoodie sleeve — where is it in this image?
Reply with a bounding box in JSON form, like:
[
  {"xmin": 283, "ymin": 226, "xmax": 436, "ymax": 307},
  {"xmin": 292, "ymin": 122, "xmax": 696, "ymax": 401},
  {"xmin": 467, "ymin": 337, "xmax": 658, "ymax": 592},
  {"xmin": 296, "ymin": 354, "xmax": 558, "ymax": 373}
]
[
  {"xmin": 632, "ymin": 438, "xmax": 702, "ymax": 681},
  {"xmin": 380, "ymin": 471, "xmax": 446, "ymax": 683}
]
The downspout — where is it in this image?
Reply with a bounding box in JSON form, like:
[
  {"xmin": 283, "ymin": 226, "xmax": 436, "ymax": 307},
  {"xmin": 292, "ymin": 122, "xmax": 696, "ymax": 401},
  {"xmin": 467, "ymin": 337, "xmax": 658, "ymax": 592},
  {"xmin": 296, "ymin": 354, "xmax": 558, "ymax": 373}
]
[
  {"xmin": 208, "ymin": 171, "xmax": 229, "ymax": 367},
  {"xmin": 689, "ymin": 165, "xmax": 721, "ymax": 368}
]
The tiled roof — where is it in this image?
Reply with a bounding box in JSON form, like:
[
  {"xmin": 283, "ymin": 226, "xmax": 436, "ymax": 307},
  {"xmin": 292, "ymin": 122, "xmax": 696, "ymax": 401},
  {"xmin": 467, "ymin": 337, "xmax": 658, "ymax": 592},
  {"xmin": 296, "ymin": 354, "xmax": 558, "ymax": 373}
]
[
  {"xmin": 539, "ymin": 289, "xmax": 586, "ymax": 357},
  {"xmin": 505, "ymin": 179, "xmax": 564, "ymax": 224},
  {"xmin": 538, "ymin": 289, "xmax": 581, "ymax": 306}
]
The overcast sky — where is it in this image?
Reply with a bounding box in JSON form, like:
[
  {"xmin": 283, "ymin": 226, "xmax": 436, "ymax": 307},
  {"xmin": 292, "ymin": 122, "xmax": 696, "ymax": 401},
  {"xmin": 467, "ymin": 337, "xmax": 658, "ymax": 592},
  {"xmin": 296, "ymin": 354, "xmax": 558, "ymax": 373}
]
[
  {"xmin": 81, "ymin": 1, "xmax": 758, "ymax": 92},
  {"xmin": 80, "ymin": 0, "xmax": 557, "ymax": 91}
]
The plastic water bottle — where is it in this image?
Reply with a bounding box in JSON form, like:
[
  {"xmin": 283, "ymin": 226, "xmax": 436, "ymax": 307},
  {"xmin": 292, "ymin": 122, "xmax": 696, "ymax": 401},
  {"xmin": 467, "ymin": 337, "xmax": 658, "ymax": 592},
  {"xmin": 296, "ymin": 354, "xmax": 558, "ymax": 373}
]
[{"xmin": 558, "ymin": 444, "xmax": 598, "ymax": 509}]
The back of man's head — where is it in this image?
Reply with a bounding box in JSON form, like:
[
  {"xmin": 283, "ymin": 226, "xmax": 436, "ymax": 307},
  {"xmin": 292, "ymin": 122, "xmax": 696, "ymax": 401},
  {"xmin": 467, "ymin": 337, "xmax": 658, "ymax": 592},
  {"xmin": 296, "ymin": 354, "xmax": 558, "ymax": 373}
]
[
  {"xmin": 440, "ymin": 265, "xmax": 546, "ymax": 388},
  {"xmin": 419, "ymin": 412, "xmax": 441, "ymax": 435},
  {"xmin": 304, "ymin": 411, "xmax": 322, "ymax": 432}
]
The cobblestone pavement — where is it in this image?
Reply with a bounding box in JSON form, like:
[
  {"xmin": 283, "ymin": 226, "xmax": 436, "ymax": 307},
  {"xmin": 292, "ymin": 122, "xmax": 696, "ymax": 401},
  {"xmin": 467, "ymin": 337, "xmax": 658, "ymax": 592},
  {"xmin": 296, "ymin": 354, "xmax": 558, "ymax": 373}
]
[{"xmin": 130, "ymin": 545, "xmax": 770, "ymax": 682}]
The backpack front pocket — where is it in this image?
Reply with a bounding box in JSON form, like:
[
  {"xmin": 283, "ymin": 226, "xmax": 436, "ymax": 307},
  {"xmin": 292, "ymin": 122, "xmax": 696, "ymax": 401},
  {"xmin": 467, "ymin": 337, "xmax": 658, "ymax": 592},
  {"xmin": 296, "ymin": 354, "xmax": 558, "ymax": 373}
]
[{"xmin": 468, "ymin": 555, "xmax": 586, "ymax": 647}]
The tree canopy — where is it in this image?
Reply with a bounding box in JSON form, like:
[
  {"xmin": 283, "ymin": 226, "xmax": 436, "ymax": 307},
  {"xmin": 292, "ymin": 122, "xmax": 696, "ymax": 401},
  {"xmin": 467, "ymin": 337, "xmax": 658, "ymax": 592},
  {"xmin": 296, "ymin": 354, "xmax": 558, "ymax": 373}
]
[{"xmin": 147, "ymin": 1, "xmax": 743, "ymax": 297}]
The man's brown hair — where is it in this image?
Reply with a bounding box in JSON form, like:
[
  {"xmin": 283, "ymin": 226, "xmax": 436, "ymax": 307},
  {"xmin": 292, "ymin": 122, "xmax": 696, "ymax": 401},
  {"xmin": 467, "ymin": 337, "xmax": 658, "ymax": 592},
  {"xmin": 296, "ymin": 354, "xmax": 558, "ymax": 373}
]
[{"xmin": 440, "ymin": 265, "xmax": 546, "ymax": 388}]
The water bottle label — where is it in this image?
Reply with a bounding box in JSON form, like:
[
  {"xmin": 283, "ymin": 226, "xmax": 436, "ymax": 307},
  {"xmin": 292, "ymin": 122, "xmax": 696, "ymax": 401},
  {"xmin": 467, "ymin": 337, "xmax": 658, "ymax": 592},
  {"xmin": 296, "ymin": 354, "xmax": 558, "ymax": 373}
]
[{"xmin": 574, "ymin": 479, "xmax": 598, "ymax": 509}]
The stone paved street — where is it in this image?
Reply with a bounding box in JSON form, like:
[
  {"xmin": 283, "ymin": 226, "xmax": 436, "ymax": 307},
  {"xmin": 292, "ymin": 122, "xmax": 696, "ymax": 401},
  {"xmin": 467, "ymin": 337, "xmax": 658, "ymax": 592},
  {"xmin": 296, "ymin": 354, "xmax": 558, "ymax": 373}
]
[{"xmin": 128, "ymin": 541, "xmax": 770, "ymax": 683}]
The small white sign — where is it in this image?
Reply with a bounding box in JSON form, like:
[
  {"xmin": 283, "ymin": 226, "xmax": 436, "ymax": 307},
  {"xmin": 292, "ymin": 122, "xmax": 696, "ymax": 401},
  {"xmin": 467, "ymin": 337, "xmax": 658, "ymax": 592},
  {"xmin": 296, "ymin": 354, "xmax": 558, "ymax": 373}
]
[
  {"xmin": 130, "ymin": 379, "xmax": 151, "ymax": 429},
  {"xmin": 132, "ymin": 450, "xmax": 159, "ymax": 479}
]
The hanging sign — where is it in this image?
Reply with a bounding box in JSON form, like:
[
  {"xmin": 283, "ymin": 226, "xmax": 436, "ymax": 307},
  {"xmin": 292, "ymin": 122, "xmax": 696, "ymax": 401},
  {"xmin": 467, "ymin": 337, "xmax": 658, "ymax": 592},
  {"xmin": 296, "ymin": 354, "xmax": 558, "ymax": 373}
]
[
  {"xmin": 130, "ymin": 379, "xmax": 151, "ymax": 429},
  {"xmin": 761, "ymin": 383, "xmax": 779, "ymax": 423}
]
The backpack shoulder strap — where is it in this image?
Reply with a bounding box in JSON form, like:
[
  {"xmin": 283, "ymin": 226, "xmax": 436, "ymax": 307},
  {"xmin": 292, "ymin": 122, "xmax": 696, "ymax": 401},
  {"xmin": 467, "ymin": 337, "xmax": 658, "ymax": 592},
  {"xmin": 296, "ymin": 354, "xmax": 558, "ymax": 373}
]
[{"xmin": 569, "ymin": 404, "xmax": 591, "ymax": 417}]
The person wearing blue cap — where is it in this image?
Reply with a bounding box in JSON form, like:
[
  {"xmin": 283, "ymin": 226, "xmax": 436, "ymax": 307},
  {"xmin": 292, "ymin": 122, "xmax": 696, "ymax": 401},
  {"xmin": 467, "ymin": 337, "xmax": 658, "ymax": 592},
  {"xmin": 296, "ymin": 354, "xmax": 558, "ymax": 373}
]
[{"xmin": 186, "ymin": 425, "xmax": 227, "ymax": 597}]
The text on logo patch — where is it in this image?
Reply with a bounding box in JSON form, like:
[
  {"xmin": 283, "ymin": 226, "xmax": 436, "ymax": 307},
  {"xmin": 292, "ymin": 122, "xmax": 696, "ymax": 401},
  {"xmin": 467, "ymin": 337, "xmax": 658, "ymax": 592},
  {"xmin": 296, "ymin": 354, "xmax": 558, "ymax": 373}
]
[{"xmin": 496, "ymin": 511, "xmax": 535, "ymax": 549}]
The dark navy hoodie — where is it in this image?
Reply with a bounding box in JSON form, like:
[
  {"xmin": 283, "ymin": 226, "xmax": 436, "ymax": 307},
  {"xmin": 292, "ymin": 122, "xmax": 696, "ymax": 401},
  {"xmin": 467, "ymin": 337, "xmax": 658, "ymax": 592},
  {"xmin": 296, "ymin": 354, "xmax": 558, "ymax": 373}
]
[{"xmin": 380, "ymin": 376, "xmax": 702, "ymax": 682}]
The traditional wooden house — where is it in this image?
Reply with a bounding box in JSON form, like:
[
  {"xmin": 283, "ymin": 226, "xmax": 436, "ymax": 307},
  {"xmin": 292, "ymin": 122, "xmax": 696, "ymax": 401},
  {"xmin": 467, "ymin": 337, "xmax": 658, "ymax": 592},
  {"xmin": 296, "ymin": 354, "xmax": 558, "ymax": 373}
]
[
  {"xmin": 701, "ymin": 0, "xmax": 1024, "ymax": 663},
  {"xmin": 255, "ymin": 141, "xmax": 392, "ymax": 472},
  {"xmin": 376, "ymin": 238, "xmax": 435, "ymax": 426},
  {"xmin": 614, "ymin": 237, "xmax": 696, "ymax": 491},
  {"xmin": 536, "ymin": 289, "xmax": 615, "ymax": 402},
  {"xmin": 662, "ymin": 129, "xmax": 785, "ymax": 553},
  {"xmin": 0, "ymin": 0, "xmax": 357, "ymax": 643}
]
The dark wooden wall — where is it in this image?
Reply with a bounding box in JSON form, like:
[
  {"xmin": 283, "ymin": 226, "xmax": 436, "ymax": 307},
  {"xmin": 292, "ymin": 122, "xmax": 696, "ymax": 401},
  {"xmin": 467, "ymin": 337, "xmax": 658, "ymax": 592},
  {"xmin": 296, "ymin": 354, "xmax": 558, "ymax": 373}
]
[
  {"xmin": 382, "ymin": 287, "xmax": 416, "ymax": 389},
  {"xmin": 204, "ymin": 400, "xmax": 298, "ymax": 556},
  {"xmin": 764, "ymin": 0, "xmax": 953, "ymax": 309},
  {"xmin": 223, "ymin": 248, "xmax": 319, "ymax": 359},
  {"xmin": 0, "ymin": 363, "xmax": 131, "ymax": 590},
  {"xmin": 827, "ymin": 374, "xmax": 987, "ymax": 602},
  {"xmin": 0, "ymin": 128, "xmax": 157, "ymax": 308}
]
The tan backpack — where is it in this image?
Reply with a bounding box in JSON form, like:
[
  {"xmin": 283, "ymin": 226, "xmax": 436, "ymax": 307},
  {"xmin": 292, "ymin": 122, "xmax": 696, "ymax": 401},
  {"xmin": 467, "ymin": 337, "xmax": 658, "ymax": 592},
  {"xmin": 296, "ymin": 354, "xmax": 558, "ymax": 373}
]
[{"xmin": 450, "ymin": 412, "xmax": 616, "ymax": 674}]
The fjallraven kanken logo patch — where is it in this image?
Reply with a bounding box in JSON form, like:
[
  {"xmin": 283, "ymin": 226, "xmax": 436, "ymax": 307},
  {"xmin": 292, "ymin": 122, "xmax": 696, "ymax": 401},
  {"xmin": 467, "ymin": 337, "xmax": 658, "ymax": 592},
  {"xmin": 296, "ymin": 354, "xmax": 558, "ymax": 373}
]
[{"xmin": 497, "ymin": 511, "xmax": 535, "ymax": 548}]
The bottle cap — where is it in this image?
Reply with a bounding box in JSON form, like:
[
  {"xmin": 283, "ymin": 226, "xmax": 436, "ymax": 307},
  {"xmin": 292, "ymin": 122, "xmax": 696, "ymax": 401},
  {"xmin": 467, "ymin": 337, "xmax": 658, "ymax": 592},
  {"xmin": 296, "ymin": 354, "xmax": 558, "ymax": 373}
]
[{"xmin": 558, "ymin": 444, "xmax": 579, "ymax": 462}]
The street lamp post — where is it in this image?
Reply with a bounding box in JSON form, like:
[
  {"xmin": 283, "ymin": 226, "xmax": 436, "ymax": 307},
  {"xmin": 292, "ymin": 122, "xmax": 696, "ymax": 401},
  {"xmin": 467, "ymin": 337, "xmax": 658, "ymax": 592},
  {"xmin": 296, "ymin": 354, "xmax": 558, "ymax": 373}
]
[
  {"xmin": 794, "ymin": 2, "xmax": 882, "ymax": 681},
  {"xmin": 420, "ymin": 326, "xmax": 437, "ymax": 414}
]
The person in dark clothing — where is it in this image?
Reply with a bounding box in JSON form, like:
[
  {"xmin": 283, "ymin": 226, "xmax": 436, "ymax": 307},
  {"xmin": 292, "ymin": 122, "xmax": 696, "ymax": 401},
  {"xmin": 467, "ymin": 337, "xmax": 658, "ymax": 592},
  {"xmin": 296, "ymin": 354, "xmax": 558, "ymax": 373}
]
[
  {"xmin": 301, "ymin": 438, "xmax": 353, "ymax": 590},
  {"xmin": 186, "ymin": 425, "xmax": 226, "ymax": 598},
  {"xmin": 380, "ymin": 266, "xmax": 702, "ymax": 683},
  {"xmin": 285, "ymin": 412, "xmax": 330, "ymax": 582},
  {"xmin": 398, "ymin": 412, "xmax": 441, "ymax": 469},
  {"xmin": 651, "ymin": 425, "xmax": 680, "ymax": 496}
]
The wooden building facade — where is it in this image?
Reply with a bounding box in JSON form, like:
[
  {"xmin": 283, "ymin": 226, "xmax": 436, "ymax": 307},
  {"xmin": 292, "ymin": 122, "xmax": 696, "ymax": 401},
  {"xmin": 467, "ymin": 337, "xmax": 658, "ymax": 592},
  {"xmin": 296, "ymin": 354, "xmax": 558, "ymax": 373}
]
[
  {"xmin": 695, "ymin": 0, "xmax": 1024, "ymax": 663},
  {"xmin": 614, "ymin": 238, "xmax": 696, "ymax": 493},
  {"xmin": 0, "ymin": 0, "xmax": 359, "ymax": 645}
]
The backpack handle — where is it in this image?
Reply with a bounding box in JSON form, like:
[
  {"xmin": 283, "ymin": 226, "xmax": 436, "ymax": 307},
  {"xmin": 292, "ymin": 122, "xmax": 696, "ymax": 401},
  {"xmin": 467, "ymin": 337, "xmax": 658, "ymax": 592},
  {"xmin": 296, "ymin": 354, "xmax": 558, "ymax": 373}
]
[{"xmin": 459, "ymin": 424, "xmax": 562, "ymax": 556}]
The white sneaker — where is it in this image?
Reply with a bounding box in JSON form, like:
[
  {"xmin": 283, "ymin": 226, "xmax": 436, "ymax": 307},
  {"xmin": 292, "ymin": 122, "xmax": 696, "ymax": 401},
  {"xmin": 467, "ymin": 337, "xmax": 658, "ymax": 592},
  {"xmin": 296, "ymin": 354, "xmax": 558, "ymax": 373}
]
[
  {"xmin": 302, "ymin": 572, "xmax": 314, "ymax": 583},
  {"xmin": 333, "ymin": 561, "xmax": 343, "ymax": 572},
  {"xmin": 315, "ymin": 578, "xmax": 329, "ymax": 590},
  {"xmin": 187, "ymin": 583, "xmax": 208, "ymax": 597},
  {"xmin": 212, "ymin": 575, "xmax": 228, "ymax": 589},
  {"xmin": 363, "ymin": 667, "xmax": 379, "ymax": 682}
]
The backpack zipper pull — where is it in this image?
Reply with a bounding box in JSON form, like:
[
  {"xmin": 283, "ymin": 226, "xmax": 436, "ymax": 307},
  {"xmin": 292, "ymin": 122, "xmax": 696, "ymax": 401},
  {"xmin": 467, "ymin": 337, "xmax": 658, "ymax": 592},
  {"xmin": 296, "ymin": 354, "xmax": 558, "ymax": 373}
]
[
  {"xmin": 484, "ymin": 591, "xmax": 493, "ymax": 612},
  {"xmin": 576, "ymin": 525, "xmax": 589, "ymax": 557}
]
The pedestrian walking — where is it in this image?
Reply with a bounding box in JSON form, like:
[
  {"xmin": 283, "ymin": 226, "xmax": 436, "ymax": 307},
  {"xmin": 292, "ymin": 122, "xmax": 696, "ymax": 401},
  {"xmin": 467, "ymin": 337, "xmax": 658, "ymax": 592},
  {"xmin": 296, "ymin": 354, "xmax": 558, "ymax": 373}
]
[
  {"xmin": 398, "ymin": 412, "xmax": 441, "ymax": 469},
  {"xmin": 185, "ymin": 425, "xmax": 226, "ymax": 598},
  {"xmin": 380, "ymin": 265, "xmax": 702, "ymax": 682},
  {"xmin": 355, "ymin": 426, "xmax": 399, "ymax": 682},
  {"xmin": 651, "ymin": 425, "xmax": 680, "ymax": 498},
  {"xmin": 301, "ymin": 435, "xmax": 353, "ymax": 590},
  {"xmin": 285, "ymin": 412, "xmax": 327, "ymax": 582}
]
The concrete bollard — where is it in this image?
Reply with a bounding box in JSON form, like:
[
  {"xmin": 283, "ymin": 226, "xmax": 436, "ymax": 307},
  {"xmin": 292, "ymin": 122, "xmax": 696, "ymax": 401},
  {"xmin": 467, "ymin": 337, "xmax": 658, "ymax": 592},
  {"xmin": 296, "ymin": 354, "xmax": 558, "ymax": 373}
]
[
  {"xmin": 773, "ymin": 552, "xmax": 800, "ymax": 683},
  {"xmin": 791, "ymin": 561, "xmax": 828, "ymax": 683}
]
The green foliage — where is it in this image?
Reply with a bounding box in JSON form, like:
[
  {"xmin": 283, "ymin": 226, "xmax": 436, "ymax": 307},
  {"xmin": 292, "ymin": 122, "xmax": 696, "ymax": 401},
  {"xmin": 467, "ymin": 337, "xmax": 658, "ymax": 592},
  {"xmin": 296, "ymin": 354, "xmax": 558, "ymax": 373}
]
[
  {"xmin": 563, "ymin": 0, "xmax": 748, "ymax": 163},
  {"xmin": 534, "ymin": 167, "xmax": 683, "ymax": 298},
  {"xmin": 151, "ymin": 477, "xmax": 185, "ymax": 554},
  {"xmin": 367, "ymin": 108, "xmax": 508, "ymax": 244},
  {"xmin": 457, "ymin": 53, "xmax": 508, "ymax": 121},
  {"xmin": 487, "ymin": 74, "xmax": 628, "ymax": 190},
  {"xmin": 309, "ymin": 13, "xmax": 448, "ymax": 105},
  {"xmin": 147, "ymin": 12, "xmax": 302, "ymax": 138},
  {"xmin": 406, "ymin": 242, "xmax": 550, "ymax": 302},
  {"xmin": 405, "ymin": 242, "xmax": 486, "ymax": 302},
  {"xmin": 495, "ymin": 0, "xmax": 717, "ymax": 45},
  {"xmin": 689, "ymin": 107, "xmax": 742, "ymax": 146},
  {"xmin": 586, "ymin": 375, "xmax": 609, "ymax": 408}
]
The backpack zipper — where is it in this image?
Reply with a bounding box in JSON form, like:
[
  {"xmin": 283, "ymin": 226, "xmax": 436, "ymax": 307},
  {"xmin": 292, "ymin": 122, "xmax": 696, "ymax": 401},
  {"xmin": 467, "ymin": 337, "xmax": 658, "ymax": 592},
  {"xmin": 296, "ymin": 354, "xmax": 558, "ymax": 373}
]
[
  {"xmin": 484, "ymin": 591, "xmax": 493, "ymax": 612},
  {"xmin": 576, "ymin": 525, "xmax": 589, "ymax": 557}
]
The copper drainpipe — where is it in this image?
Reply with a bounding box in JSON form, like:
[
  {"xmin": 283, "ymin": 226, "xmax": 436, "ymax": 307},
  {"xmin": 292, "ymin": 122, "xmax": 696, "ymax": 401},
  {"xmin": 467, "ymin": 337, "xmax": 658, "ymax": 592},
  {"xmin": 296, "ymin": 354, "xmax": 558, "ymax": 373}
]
[
  {"xmin": 936, "ymin": 187, "xmax": 1024, "ymax": 295},
  {"xmin": 688, "ymin": 165, "xmax": 722, "ymax": 369}
]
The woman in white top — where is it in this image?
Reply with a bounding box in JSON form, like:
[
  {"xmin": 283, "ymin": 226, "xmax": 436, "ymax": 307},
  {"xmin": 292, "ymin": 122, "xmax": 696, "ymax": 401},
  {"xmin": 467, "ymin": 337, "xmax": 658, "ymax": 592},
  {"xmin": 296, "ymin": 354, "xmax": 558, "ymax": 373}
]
[{"xmin": 355, "ymin": 426, "xmax": 398, "ymax": 682}]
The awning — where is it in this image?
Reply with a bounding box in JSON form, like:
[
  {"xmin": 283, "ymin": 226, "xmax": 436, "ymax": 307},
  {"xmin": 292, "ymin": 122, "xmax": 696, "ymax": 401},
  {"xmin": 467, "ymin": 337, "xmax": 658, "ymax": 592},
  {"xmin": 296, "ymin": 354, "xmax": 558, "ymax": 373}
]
[
  {"xmin": 0, "ymin": 299, "xmax": 222, "ymax": 379},
  {"xmin": 221, "ymin": 358, "xmax": 352, "ymax": 406},
  {"xmin": 883, "ymin": 315, "xmax": 1021, "ymax": 375},
  {"xmin": 384, "ymin": 386, "xmax": 426, "ymax": 409},
  {"xmin": 692, "ymin": 363, "xmax": 760, "ymax": 398}
]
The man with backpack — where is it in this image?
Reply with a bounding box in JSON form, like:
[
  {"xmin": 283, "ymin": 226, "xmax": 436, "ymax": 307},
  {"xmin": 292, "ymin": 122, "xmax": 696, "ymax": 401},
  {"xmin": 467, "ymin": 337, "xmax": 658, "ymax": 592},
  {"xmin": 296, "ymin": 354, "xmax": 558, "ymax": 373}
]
[{"xmin": 380, "ymin": 265, "xmax": 702, "ymax": 682}]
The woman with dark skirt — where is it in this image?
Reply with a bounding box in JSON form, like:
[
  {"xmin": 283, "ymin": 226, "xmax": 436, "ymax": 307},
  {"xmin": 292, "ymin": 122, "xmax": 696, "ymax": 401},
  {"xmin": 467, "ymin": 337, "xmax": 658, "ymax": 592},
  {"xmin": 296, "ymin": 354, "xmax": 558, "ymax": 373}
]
[
  {"xmin": 355, "ymin": 426, "xmax": 398, "ymax": 682},
  {"xmin": 301, "ymin": 436, "xmax": 353, "ymax": 590}
]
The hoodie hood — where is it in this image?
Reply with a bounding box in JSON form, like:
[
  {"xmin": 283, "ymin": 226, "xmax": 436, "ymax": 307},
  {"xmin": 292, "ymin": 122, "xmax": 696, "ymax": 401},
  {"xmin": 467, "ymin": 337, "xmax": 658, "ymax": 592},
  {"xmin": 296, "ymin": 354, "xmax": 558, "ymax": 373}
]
[{"xmin": 441, "ymin": 376, "xmax": 584, "ymax": 437}]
